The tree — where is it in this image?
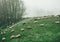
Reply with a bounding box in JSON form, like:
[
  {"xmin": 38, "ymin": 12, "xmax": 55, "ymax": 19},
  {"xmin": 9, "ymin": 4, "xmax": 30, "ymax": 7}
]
[{"xmin": 0, "ymin": 0, "xmax": 25, "ymax": 28}]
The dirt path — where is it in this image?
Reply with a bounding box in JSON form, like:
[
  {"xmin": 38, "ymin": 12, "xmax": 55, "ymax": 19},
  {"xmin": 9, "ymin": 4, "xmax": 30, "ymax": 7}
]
[{"xmin": 9, "ymin": 18, "xmax": 32, "ymax": 28}]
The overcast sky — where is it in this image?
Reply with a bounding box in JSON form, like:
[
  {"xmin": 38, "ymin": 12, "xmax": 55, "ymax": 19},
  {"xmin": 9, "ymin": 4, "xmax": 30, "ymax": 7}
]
[{"xmin": 22, "ymin": 0, "xmax": 60, "ymax": 17}]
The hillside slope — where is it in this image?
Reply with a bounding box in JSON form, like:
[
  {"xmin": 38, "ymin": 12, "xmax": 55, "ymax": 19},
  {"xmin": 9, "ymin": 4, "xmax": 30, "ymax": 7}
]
[{"xmin": 1, "ymin": 16, "xmax": 60, "ymax": 42}]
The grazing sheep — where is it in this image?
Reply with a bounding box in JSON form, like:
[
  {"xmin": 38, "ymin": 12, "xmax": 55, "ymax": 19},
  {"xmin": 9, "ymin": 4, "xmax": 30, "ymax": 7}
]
[
  {"xmin": 27, "ymin": 26, "xmax": 32, "ymax": 29},
  {"xmin": 1, "ymin": 31, "xmax": 6, "ymax": 35},
  {"xmin": 11, "ymin": 29, "xmax": 15, "ymax": 32},
  {"xmin": 40, "ymin": 16, "xmax": 45, "ymax": 19},
  {"xmin": 12, "ymin": 23, "xmax": 14, "ymax": 25},
  {"xmin": 1, "ymin": 32, "xmax": 4, "ymax": 35},
  {"xmin": 34, "ymin": 17, "xmax": 41, "ymax": 20},
  {"xmin": 34, "ymin": 21, "xmax": 38, "ymax": 23},
  {"xmin": 55, "ymin": 21, "xmax": 60, "ymax": 24},
  {"xmin": 2, "ymin": 37, "xmax": 6, "ymax": 41},
  {"xmin": 9, "ymin": 27, "xmax": 12, "ymax": 29},
  {"xmin": 44, "ymin": 16, "xmax": 49, "ymax": 19},
  {"xmin": 37, "ymin": 18, "xmax": 41, "ymax": 20},
  {"xmin": 47, "ymin": 15, "xmax": 55, "ymax": 18},
  {"xmin": 41, "ymin": 16, "xmax": 48, "ymax": 19},
  {"xmin": 10, "ymin": 35, "xmax": 15, "ymax": 39},
  {"xmin": 15, "ymin": 34, "xmax": 21, "ymax": 38},
  {"xmin": 40, "ymin": 24, "xmax": 45, "ymax": 27},
  {"xmin": 21, "ymin": 28, "xmax": 24, "ymax": 31},
  {"xmin": 47, "ymin": 15, "xmax": 54, "ymax": 18}
]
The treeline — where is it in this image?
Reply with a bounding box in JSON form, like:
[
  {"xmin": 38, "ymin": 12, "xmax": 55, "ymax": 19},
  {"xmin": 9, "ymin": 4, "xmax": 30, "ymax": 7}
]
[{"xmin": 0, "ymin": 0, "xmax": 25, "ymax": 28}]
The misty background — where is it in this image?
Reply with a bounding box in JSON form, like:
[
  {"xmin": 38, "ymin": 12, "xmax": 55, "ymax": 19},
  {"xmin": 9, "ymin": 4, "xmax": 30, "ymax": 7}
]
[{"xmin": 22, "ymin": 0, "xmax": 60, "ymax": 17}]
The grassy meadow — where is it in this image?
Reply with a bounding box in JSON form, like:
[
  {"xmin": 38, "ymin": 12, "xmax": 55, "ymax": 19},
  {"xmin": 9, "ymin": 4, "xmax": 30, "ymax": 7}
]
[{"xmin": 1, "ymin": 16, "xmax": 60, "ymax": 42}]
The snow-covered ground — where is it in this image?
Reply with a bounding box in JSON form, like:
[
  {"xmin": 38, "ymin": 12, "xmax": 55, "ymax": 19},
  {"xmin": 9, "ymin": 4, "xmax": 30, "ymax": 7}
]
[{"xmin": 22, "ymin": 0, "xmax": 60, "ymax": 17}]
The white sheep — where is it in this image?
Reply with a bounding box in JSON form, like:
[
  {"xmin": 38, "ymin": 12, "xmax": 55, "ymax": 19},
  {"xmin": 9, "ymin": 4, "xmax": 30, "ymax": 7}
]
[
  {"xmin": 10, "ymin": 35, "xmax": 15, "ymax": 39},
  {"xmin": 34, "ymin": 21, "xmax": 38, "ymax": 23},
  {"xmin": 15, "ymin": 34, "xmax": 21, "ymax": 38},
  {"xmin": 37, "ymin": 18, "xmax": 41, "ymax": 20},
  {"xmin": 1, "ymin": 32, "xmax": 3, "ymax": 35},
  {"xmin": 27, "ymin": 26, "xmax": 32, "ymax": 29},
  {"xmin": 9, "ymin": 27, "xmax": 12, "ymax": 29},
  {"xmin": 55, "ymin": 21, "xmax": 60, "ymax": 24},
  {"xmin": 2, "ymin": 37, "xmax": 6, "ymax": 41},
  {"xmin": 11, "ymin": 29, "xmax": 15, "ymax": 32},
  {"xmin": 12, "ymin": 23, "xmax": 14, "ymax": 25},
  {"xmin": 34, "ymin": 17, "xmax": 41, "ymax": 20},
  {"xmin": 21, "ymin": 28, "xmax": 24, "ymax": 31},
  {"xmin": 40, "ymin": 24, "xmax": 45, "ymax": 27},
  {"xmin": 1, "ymin": 31, "xmax": 6, "ymax": 35}
]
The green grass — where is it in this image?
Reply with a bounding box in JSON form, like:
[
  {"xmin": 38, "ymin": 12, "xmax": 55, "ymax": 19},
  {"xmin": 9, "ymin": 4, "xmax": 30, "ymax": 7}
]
[{"xmin": 1, "ymin": 17, "xmax": 60, "ymax": 42}]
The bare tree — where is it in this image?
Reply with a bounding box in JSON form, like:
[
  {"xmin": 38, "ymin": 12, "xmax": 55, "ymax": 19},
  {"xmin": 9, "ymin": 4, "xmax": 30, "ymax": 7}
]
[{"xmin": 0, "ymin": 0, "xmax": 25, "ymax": 27}]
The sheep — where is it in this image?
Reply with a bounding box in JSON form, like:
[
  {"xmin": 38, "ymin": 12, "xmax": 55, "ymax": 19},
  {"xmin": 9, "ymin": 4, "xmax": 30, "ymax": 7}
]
[
  {"xmin": 12, "ymin": 23, "xmax": 14, "ymax": 25},
  {"xmin": 1, "ymin": 32, "xmax": 6, "ymax": 35},
  {"xmin": 26, "ymin": 26, "xmax": 32, "ymax": 29},
  {"xmin": 40, "ymin": 16, "xmax": 45, "ymax": 19},
  {"xmin": 11, "ymin": 29, "xmax": 15, "ymax": 32},
  {"xmin": 55, "ymin": 21, "xmax": 60, "ymax": 24},
  {"xmin": 1, "ymin": 32, "xmax": 4, "ymax": 35},
  {"xmin": 10, "ymin": 35, "xmax": 15, "ymax": 39},
  {"xmin": 34, "ymin": 17, "xmax": 41, "ymax": 20},
  {"xmin": 10, "ymin": 34, "xmax": 21, "ymax": 39},
  {"xmin": 34, "ymin": 21, "xmax": 38, "ymax": 23},
  {"xmin": 15, "ymin": 34, "xmax": 21, "ymax": 38},
  {"xmin": 21, "ymin": 28, "xmax": 24, "ymax": 31},
  {"xmin": 9, "ymin": 27, "xmax": 12, "ymax": 29},
  {"xmin": 44, "ymin": 16, "xmax": 49, "ymax": 19},
  {"xmin": 37, "ymin": 18, "xmax": 41, "ymax": 20},
  {"xmin": 2, "ymin": 37, "xmax": 6, "ymax": 41},
  {"xmin": 41, "ymin": 16, "xmax": 48, "ymax": 19},
  {"xmin": 40, "ymin": 24, "xmax": 45, "ymax": 27},
  {"xmin": 47, "ymin": 15, "xmax": 53, "ymax": 18}
]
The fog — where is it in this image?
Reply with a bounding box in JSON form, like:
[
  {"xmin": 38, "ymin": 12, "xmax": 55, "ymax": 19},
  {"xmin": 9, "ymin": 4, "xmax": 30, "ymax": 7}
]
[{"xmin": 22, "ymin": 0, "xmax": 60, "ymax": 17}]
